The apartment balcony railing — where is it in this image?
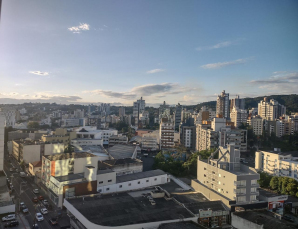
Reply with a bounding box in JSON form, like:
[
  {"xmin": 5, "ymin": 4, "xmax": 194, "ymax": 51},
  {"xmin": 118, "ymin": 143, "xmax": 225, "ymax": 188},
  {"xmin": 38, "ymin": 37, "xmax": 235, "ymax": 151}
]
[
  {"xmin": 251, "ymin": 183, "xmax": 259, "ymax": 187},
  {"xmin": 250, "ymin": 191, "xmax": 259, "ymax": 195},
  {"xmin": 234, "ymin": 182, "xmax": 246, "ymax": 187}
]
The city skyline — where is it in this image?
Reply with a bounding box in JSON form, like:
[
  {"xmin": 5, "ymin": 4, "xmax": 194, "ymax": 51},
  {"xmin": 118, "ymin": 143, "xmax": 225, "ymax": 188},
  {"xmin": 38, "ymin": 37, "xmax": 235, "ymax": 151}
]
[{"xmin": 0, "ymin": 0, "xmax": 297, "ymax": 106}]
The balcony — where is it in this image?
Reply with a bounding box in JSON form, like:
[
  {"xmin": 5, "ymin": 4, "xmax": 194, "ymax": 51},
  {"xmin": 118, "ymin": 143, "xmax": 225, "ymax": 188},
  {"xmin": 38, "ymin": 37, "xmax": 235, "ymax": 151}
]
[
  {"xmin": 251, "ymin": 183, "xmax": 259, "ymax": 187},
  {"xmin": 234, "ymin": 181, "xmax": 246, "ymax": 187},
  {"xmin": 234, "ymin": 189, "xmax": 246, "ymax": 195},
  {"xmin": 250, "ymin": 191, "xmax": 259, "ymax": 195}
]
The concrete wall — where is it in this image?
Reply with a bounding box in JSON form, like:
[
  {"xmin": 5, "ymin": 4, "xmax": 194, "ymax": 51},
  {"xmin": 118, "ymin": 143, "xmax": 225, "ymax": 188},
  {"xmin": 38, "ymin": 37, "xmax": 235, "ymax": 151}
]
[
  {"xmin": 191, "ymin": 179, "xmax": 232, "ymax": 208},
  {"xmin": 44, "ymin": 143, "xmax": 64, "ymax": 155},
  {"xmin": 0, "ymin": 115, "xmax": 4, "ymax": 171},
  {"xmin": 23, "ymin": 145, "xmax": 41, "ymax": 164},
  {"xmin": 74, "ymin": 157, "xmax": 98, "ymax": 174},
  {"xmin": 97, "ymin": 172, "xmax": 116, "ymax": 188},
  {"xmin": 112, "ymin": 162, "xmax": 143, "ymax": 176},
  {"xmin": 97, "ymin": 174, "xmax": 168, "ymax": 194},
  {"xmin": 231, "ymin": 213, "xmax": 262, "ymax": 229}
]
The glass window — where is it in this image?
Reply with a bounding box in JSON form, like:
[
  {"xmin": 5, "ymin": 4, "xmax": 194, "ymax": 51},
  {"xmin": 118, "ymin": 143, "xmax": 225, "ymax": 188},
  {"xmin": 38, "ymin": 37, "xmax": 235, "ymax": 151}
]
[
  {"xmin": 106, "ymin": 188, "xmax": 109, "ymax": 191},
  {"xmin": 99, "ymin": 181, "xmax": 103, "ymax": 184},
  {"xmin": 138, "ymin": 181, "xmax": 140, "ymax": 184},
  {"xmin": 108, "ymin": 179, "xmax": 112, "ymax": 182},
  {"xmin": 119, "ymin": 185, "xmax": 122, "ymax": 188}
]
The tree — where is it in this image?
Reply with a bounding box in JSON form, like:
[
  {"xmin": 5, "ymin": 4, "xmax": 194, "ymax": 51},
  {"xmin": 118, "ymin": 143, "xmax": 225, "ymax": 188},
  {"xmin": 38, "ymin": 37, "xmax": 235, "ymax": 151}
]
[
  {"xmin": 64, "ymin": 143, "xmax": 74, "ymax": 154},
  {"xmin": 27, "ymin": 121, "xmax": 40, "ymax": 129},
  {"xmin": 270, "ymin": 176, "xmax": 279, "ymax": 190},
  {"xmin": 258, "ymin": 172, "xmax": 272, "ymax": 188}
]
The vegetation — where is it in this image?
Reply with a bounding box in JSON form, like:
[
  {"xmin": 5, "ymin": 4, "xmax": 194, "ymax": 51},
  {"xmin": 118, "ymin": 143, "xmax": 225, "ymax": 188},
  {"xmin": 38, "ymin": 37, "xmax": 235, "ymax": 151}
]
[
  {"xmin": 27, "ymin": 121, "xmax": 40, "ymax": 129},
  {"xmin": 153, "ymin": 148, "xmax": 216, "ymax": 177},
  {"xmin": 258, "ymin": 172, "xmax": 298, "ymax": 198},
  {"xmin": 64, "ymin": 143, "xmax": 74, "ymax": 154}
]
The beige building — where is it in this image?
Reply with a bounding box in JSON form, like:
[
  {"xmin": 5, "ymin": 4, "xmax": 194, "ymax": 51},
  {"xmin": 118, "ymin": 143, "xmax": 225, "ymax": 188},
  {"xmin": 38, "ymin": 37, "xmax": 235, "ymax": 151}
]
[
  {"xmin": 195, "ymin": 145, "xmax": 260, "ymax": 204},
  {"xmin": 12, "ymin": 139, "xmax": 64, "ymax": 164},
  {"xmin": 230, "ymin": 107, "xmax": 248, "ymax": 128},
  {"xmin": 248, "ymin": 116, "xmax": 263, "ymax": 136},
  {"xmin": 255, "ymin": 149, "xmax": 298, "ymax": 180},
  {"xmin": 29, "ymin": 160, "xmax": 42, "ymax": 176},
  {"xmin": 108, "ymin": 135, "xmax": 128, "ymax": 147},
  {"xmin": 196, "ymin": 123, "xmax": 218, "ymax": 152},
  {"xmin": 41, "ymin": 128, "xmax": 76, "ymax": 146},
  {"xmin": 41, "ymin": 152, "xmax": 99, "ymax": 187},
  {"xmin": 159, "ymin": 118, "xmax": 174, "ymax": 149},
  {"xmin": 258, "ymin": 97, "xmax": 286, "ymax": 121}
]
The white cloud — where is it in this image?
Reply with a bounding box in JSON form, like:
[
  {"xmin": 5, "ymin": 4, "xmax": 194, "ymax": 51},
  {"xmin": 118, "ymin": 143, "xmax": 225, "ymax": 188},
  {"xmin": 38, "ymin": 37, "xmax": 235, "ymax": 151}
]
[
  {"xmin": 0, "ymin": 92, "xmax": 19, "ymax": 96},
  {"xmin": 29, "ymin": 71, "xmax": 49, "ymax": 76},
  {"xmin": 201, "ymin": 58, "xmax": 247, "ymax": 69},
  {"xmin": 146, "ymin": 69, "xmax": 165, "ymax": 74},
  {"xmin": 68, "ymin": 23, "xmax": 90, "ymax": 33},
  {"xmin": 196, "ymin": 41, "xmax": 232, "ymax": 51}
]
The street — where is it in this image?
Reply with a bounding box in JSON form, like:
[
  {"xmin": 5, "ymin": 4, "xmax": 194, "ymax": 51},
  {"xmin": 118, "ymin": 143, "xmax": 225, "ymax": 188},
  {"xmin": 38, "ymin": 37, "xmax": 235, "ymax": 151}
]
[{"xmin": 3, "ymin": 153, "xmax": 60, "ymax": 229}]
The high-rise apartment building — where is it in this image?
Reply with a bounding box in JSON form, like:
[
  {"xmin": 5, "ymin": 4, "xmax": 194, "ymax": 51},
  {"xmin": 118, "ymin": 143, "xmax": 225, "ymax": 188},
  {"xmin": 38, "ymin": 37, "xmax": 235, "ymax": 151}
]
[
  {"xmin": 88, "ymin": 104, "xmax": 97, "ymax": 115},
  {"xmin": 258, "ymin": 97, "xmax": 286, "ymax": 121},
  {"xmin": 119, "ymin": 107, "xmax": 125, "ymax": 117},
  {"xmin": 159, "ymin": 101, "xmax": 170, "ymax": 121},
  {"xmin": 180, "ymin": 118, "xmax": 196, "ymax": 150},
  {"xmin": 230, "ymin": 95, "xmax": 245, "ymax": 113},
  {"xmin": 230, "ymin": 107, "xmax": 248, "ymax": 128},
  {"xmin": 0, "ymin": 108, "xmax": 16, "ymax": 127},
  {"xmin": 0, "ymin": 115, "xmax": 4, "ymax": 171},
  {"xmin": 248, "ymin": 116, "xmax": 263, "ymax": 136},
  {"xmin": 195, "ymin": 145, "xmax": 260, "ymax": 204},
  {"xmin": 216, "ymin": 90, "xmax": 230, "ymax": 119},
  {"xmin": 174, "ymin": 103, "xmax": 183, "ymax": 130},
  {"xmin": 159, "ymin": 118, "xmax": 174, "ymax": 149},
  {"xmin": 133, "ymin": 97, "xmax": 145, "ymax": 125}
]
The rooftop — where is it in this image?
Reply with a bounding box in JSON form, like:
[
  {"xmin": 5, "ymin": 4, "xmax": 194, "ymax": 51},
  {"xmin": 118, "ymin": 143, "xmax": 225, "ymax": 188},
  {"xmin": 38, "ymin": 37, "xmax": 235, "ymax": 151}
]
[
  {"xmin": 44, "ymin": 152, "xmax": 97, "ymax": 161},
  {"xmin": 97, "ymin": 169, "xmax": 115, "ymax": 175},
  {"xmin": 116, "ymin": 170, "xmax": 166, "ymax": 183},
  {"xmin": 158, "ymin": 221, "xmax": 205, "ymax": 229},
  {"xmin": 54, "ymin": 173, "xmax": 85, "ymax": 183},
  {"xmin": 30, "ymin": 160, "xmax": 42, "ymax": 167},
  {"xmin": 233, "ymin": 210, "xmax": 297, "ymax": 229},
  {"xmin": 66, "ymin": 191, "xmax": 193, "ymax": 227},
  {"xmin": 107, "ymin": 144, "xmax": 138, "ymax": 159},
  {"xmin": 99, "ymin": 158, "xmax": 142, "ymax": 168}
]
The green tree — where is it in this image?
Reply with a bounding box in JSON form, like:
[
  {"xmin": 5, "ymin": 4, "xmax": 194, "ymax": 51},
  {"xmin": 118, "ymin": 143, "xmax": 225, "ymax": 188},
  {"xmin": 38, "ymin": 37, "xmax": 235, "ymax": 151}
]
[
  {"xmin": 27, "ymin": 121, "xmax": 40, "ymax": 129},
  {"xmin": 258, "ymin": 172, "xmax": 272, "ymax": 188},
  {"xmin": 270, "ymin": 176, "xmax": 279, "ymax": 190},
  {"xmin": 64, "ymin": 143, "xmax": 74, "ymax": 153},
  {"xmin": 286, "ymin": 179, "xmax": 298, "ymax": 196}
]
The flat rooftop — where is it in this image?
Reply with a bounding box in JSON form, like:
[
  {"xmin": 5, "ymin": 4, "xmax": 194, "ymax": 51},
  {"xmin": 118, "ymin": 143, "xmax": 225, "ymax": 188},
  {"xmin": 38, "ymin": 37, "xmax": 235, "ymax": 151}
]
[
  {"xmin": 116, "ymin": 170, "xmax": 166, "ymax": 183},
  {"xmin": 97, "ymin": 169, "xmax": 115, "ymax": 175},
  {"xmin": 107, "ymin": 144, "xmax": 137, "ymax": 159},
  {"xmin": 158, "ymin": 221, "xmax": 204, "ymax": 229},
  {"xmin": 54, "ymin": 173, "xmax": 85, "ymax": 182},
  {"xmin": 44, "ymin": 152, "xmax": 97, "ymax": 161},
  {"xmin": 233, "ymin": 210, "xmax": 297, "ymax": 229},
  {"xmin": 259, "ymin": 188, "xmax": 283, "ymax": 198},
  {"xmin": 67, "ymin": 192, "xmax": 193, "ymax": 226},
  {"xmin": 99, "ymin": 158, "xmax": 141, "ymax": 168}
]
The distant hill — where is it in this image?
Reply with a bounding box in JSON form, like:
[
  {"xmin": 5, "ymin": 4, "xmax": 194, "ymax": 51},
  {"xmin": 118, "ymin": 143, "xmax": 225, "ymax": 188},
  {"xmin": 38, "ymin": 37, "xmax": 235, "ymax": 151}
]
[{"xmin": 186, "ymin": 94, "xmax": 298, "ymax": 113}]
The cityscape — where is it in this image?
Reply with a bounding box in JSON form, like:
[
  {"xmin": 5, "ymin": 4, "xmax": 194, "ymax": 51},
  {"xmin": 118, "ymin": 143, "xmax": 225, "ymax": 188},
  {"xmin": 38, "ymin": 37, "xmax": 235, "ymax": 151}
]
[{"xmin": 1, "ymin": 1, "xmax": 298, "ymax": 229}]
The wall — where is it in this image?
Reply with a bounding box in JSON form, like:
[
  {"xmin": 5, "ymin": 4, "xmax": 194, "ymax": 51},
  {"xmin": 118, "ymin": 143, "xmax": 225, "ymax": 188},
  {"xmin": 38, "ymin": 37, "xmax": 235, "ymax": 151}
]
[
  {"xmin": 97, "ymin": 174, "xmax": 168, "ymax": 194},
  {"xmin": 44, "ymin": 143, "xmax": 64, "ymax": 155},
  {"xmin": 112, "ymin": 162, "xmax": 143, "ymax": 176},
  {"xmin": 74, "ymin": 157, "xmax": 98, "ymax": 174},
  {"xmin": 231, "ymin": 213, "xmax": 262, "ymax": 229},
  {"xmin": 97, "ymin": 172, "xmax": 116, "ymax": 188},
  {"xmin": 23, "ymin": 145, "xmax": 41, "ymax": 164},
  {"xmin": 191, "ymin": 179, "xmax": 232, "ymax": 208},
  {"xmin": 54, "ymin": 159, "xmax": 70, "ymax": 176},
  {"xmin": 0, "ymin": 203, "xmax": 15, "ymax": 215}
]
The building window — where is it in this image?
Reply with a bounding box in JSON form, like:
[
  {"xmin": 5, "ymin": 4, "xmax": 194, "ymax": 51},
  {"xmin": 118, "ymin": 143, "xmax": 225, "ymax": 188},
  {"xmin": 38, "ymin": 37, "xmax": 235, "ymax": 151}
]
[
  {"xmin": 106, "ymin": 188, "xmax": 109, "ymax": 191},
  {"xmin": 219, "ymin": 174, "xmax": 221, "ymax": 177},
  {"xmin": 138, "ymin": 181, "xmax": 140, "ymax": 184},
  {"xmin": 99, "ymin": 181, "xmax": 103, "ymax": 184},
  {"xmin": 154, "ymin": 178, "xmax": 157, "ymax": 181},
  {"xmin": 146, "ymin": 180, "xmax": 149, "ymax": 182},
  {"xmin": 108, "ymin": 180, "xmax": 112, "ymax": 182},
  {"xmin": 128, "ymin": 183, "xmax": 131, "ymax": 186},
  {"xmin": 119, "ymin": 185, "xmax": 122, "ymax": 188}
]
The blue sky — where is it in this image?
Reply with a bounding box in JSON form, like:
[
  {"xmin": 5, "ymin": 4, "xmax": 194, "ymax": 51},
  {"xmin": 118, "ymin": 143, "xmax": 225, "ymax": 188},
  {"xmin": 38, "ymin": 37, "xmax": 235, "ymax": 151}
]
[{"xmin": 0, "ymin": 0, "xmax": 297, "ymax": 106}]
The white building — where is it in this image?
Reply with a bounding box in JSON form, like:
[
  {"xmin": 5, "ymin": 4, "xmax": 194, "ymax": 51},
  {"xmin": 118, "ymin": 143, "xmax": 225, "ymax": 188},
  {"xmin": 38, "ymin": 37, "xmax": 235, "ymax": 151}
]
[
  {"xmin": 230, "ymin": 107, "xmax": 248, "ymax": 128},
  {"xmin": 248, "ymin": 116, "xmax": 263, "ymax": 136},
  {"xmin": 0, "ymin": 108, "xmax": 16, "ymax": 127},
  {"xmin": 258, "ymin": 97, "xmax": 286, "ymax": 121},
  {"xmin": 194, "ymin": 145, "xmax": 260, "ymax": 205},
  {"xmin": 159, "ymin": 118, "xmax": 175, "ymax": 149},
  {"xmin": 0, "ymin": 115, "xmax": 4, "ymax": 171},
  {"xmin": 75, "ymin": 126, "xmax": 118, "ymax": 145},
  {"xmin": 255, "ymin": 149, "xmax": 298, "ymax": 180}
]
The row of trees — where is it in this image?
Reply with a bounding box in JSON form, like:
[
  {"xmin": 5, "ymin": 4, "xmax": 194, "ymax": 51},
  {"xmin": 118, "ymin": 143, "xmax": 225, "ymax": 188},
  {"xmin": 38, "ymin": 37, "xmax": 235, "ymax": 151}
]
[
  {"xmin": 153, "ymin": 149, "xmax": 215, "ymax": 177},
  {"xmin": 258, "ymin": 172, "xmax": 298, "ymax": 197}
]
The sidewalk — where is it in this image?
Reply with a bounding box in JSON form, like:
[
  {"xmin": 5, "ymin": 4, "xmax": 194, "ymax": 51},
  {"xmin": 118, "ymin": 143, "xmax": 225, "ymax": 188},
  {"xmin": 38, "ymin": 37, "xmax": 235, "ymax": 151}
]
[{"xmin": 17, "ymin": 213, "xmax": 31, "ymax": 229}]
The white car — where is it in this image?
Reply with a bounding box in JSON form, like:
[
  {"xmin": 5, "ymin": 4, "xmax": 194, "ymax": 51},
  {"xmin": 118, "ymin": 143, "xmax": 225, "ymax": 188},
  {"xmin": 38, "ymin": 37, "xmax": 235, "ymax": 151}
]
[
  {"xmin": 42, "ymin": 199, "xmax": 49, "ymax": 205},
  {"xmin": 2, "ymin": 214, "xmax": 16, "ymax": 222},
  {"xmin": 36, "ymin": 213, "xmax": 44, "ymax": 222},
  {"xmin": 40, "ymin": 208, "xmax": 48, "ymax": 215},
  {"xmin": 33, "ymin": 189, "xmax": 39, "ymax": 194}
]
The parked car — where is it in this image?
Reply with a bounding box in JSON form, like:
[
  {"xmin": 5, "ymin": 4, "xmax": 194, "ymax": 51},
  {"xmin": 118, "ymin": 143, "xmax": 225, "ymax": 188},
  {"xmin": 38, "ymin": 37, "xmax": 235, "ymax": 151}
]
[
  {"xmin": 2, "ymin": 214, "xmax": 16, "ymax": 222},
  {"xmin": 20, "ymin": 202, "xmax": 25, "ymax": 209},
  {"xmin": 32, "ymin": 223, "xmax": 39, "ymax": 229},
  {"xmin": 282, "ymin": 215, "xmax": 295, "ymax": 223},
  {"xmin": 40, "ymin": 208, "xmax": 48, "ymax": 215},
  {"xmin": 4, "ymin": 220, "xmax": 19, "ymax": 228},
  {"xmin": 32, "ymin": 197, "xmax": 38, "ymax": 203},
  {"xmin": 35, "ymin": 213, "xmax": 44, "ymax": 222},
  {"xmin": 33, "ymin": 189, "xmax": 39, "ymax": 194},
  {"xmin": 22, "ymin": 207, "xmax": 29, "ymax": 214},
  {"xmin": 42, "ymin": 199, "xmax": 49, "ymax": 206},
  {"xmin": 49, "ymin": 217, "xmax": 58, "ymax": 225},
  {"xmin": 38, "ymin": 195, "xmax": 44, "ymax": 200}
]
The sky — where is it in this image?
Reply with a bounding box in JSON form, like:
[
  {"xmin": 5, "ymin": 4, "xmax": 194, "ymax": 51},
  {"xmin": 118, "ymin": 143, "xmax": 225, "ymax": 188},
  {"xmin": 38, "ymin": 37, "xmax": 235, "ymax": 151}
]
[{"xmin": 0, "ymin": 0, "xmax": 297, "ymax": 107}]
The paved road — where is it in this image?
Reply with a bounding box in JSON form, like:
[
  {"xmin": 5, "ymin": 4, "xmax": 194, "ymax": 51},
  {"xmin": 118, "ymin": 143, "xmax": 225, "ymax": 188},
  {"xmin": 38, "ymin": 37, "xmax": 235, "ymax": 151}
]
[{"xmin": 4, "ymin": 154, "xmax": 58, "ymax": 229}]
